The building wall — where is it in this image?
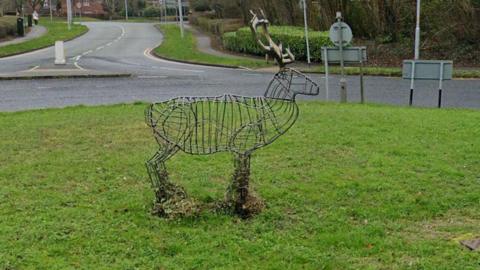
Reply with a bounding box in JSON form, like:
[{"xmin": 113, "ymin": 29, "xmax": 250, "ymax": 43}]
[{"xmin": 59, "ymin": 0, "xmax": 106, "ymax": 16}]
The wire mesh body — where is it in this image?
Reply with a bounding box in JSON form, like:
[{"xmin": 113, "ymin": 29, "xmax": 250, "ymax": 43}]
[{"xmin": 146, "ymin": 69, "xmax": 319, "ymax": 155}]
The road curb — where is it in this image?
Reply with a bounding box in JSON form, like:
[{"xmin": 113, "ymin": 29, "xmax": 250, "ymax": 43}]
[
  {"xmin": 0, "ymin": 72, "xmax": 132, "ymax": 80},
  {"xmin": 150, "ymin": 49, "xmax": 243, "ymax": 70}
]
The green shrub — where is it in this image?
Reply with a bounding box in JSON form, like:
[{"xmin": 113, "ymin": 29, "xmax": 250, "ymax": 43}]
[
  {"xmin": 143, "ymin": 6, "xmax": 161, "ymax": 17},
  {"xmin": 0, "ymin": 16, "xmax": 17, "ymax": 39},
  {"xmin": 223, "ymin": 26, "xmax": 332, "ymax": 62}
]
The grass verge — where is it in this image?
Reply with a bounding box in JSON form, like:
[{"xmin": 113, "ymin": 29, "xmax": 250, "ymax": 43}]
[
  {"xmin": 299, "ymin": 66, "xmax": 480, "ymax": 79},
  {"xmin": 0, "ymin": 19, "xmax": 88, "ymax": 58},
  {"xmin": 153, "ymin": 24, "xmax": 271, "ymax": 69},
  {"xmin": 0, "ymin": 103, "xmax": 479, "ymax": 269}
]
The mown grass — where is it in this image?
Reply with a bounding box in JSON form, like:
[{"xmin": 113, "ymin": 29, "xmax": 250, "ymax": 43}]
[
  {"xmin": 0, "ymin": 19, "xmax": 88, "ymax": 58},
  {"xmin": 1, "ymin": 103, "xmax": 480, "ymax": 269},
  {"xmin": 302, "ymin": 66, "xmax": 480, "ymax": 79},
  {"xmin": 153, "ymin": 24, "xmax": 271, "ymax": 69}
]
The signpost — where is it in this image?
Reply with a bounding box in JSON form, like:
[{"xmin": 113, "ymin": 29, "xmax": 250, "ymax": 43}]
[
  {"xmin": 125, "ymin": 0, "xmax": 128, "ymax": 21},
  {"xmin": 403, "ymin": 60, "xmax": 452, "ymax": 108},
  {"xmin": 402, "ymin": 0, "xmax": 453, "ymax": 108},
  {"xmin": 177, "ymin": 0, "xmax": 184, "ymax": 38},
  {"xmin": 322, "ymin": 12, "xmax": 367, "ymax": 103},
  {"xmin": 301, "ymin": 0, "xmax": 311, "ymax": 64},
  {"xmin": 49, "ymin": 0, "xmax": 53, "ymax": 22},
  {"xmin": 66, "ymin": 0, "xmax": 72, "ymax": 30}
]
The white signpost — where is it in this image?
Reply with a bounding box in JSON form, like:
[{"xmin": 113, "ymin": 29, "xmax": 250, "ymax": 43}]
[
  {"xmin": 177, "ymin": 0, "xmax": 184, "ymax": 38},
  {"xmin": 402, "ymin": 0, "xmax": 453, "ymax": 108},
  {"xmin": 301, "ymin": 0, "xmax": 311, "ymax": 64},
  {"xmin": 322, "ymin": 12, "xmax": 367, "ymax": 103},
  {"xmin": 66, "ymin": 0, "xmax": 72, "ymax": 30}
]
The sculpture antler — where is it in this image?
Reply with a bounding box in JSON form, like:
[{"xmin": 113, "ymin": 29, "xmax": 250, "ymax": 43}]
[{"xmin": 249, "ymin": 9, "xmax": 295, "ymax": 70}]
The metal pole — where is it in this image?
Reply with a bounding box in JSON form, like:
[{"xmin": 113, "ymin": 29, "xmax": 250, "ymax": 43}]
[
  {"xmin": 164, "ymin": 0, "xmax": 167, "ymax": 23},
  {"xmin": 324, "ymin": 47, "xmax": 329, "ymax": 101},
  {"xmin": 337, "ymin": 12, "xmax": 347, "ymax": 103},
  {"xmin": 66, "ymin": 0, "xmax": 72, "ymax": 30},
  {"xmin": 302, "ymin": 0, "xmax": 311, "ymax": 65},
  {"xmin": 49, "ymin": 0, "xmax": 53, "ymax": 22},
  {"xmin": 125, "ymin": 0, "xmax": 128, "ymax": 20},
  {"xmin": 438, "ymin": 62, "xmax": 444, "ymax": 108},
  {"xmin": 177, "ymin": 0, "xmax": 184, "ymax": 38},
  {"xmin": 409, "ymin": 62, "xmax": 416, "ymax": 106},
  {"xmin": 414, "ymin": 0, "xmax": 421, "ymax": 60},
  {"xmin": 360, "ymin": 49, "xmax": 365, "ymax": 104}
]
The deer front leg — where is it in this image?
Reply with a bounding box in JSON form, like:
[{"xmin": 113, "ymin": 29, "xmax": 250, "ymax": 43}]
[{"xmin": 227, "ymin": 153, "xmax": 264, "ymax": 218}]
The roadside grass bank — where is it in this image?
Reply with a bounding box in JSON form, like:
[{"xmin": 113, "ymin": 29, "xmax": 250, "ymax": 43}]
[
  {"xmin": 153, "ymin": 24, "xmax": 271, "ymax": 69},
  {"xmin": 0, "ymin": 19, "xmax": 87, "ymax": 58},
  {"xmin": 1, "ymin": 103, "xmax": 479, "ymax": 269},
  {"xmin": 298, "ymin": 65, "xmax": 480, "ymax": 79}
]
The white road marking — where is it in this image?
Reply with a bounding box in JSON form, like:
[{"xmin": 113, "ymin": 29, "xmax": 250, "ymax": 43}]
[
  {"xmin": 74, "ymin": 62, "xmax": 86, "ymax": 71},
  {"xmin": 72, "ymin": 25, "xmax": 126, "ymax": 67},
  {"xmin": 26, "ymin": 66, "xmax": 40, "ymax": 72},
  {"xmin": 143, "ymin": 48, "xmax": 211, "ymax": 73},
  {"xmin": 138, "ymin": 75, "xmax": 169, "ymax": 79}
]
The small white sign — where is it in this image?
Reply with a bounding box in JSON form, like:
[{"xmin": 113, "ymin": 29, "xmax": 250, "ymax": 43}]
[{"xmin": 329, "ymin": 22, "xmax": 353, "ymax": 46}]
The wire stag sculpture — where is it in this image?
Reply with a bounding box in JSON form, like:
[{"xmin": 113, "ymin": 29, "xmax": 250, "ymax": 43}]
[{"xmin": 145, "ymin": 10, "xmax": 320, "ymax": 218}]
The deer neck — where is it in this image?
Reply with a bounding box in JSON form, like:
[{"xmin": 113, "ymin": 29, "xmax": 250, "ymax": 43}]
[{"xmin": 265, "ymin": 98, "xmax": 299, "ymax": 134}]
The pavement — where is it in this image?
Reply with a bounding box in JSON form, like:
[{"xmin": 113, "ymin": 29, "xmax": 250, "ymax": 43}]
[
  {"xmin": 0, "ymin": 21, "xmax": 479, "ymax": 112},
  {"xmin": 0, "ymin": 25, "xmax": 47, "ymax": 47},
  {"xmin": 187, "ymin": 25, "xmax": 251, "ymax": 60}
]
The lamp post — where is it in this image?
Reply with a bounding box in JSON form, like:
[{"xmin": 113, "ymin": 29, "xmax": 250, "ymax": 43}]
[
  {"xmin": 49, "ymin": 0, "xmax": 53, "ymax": 22},
  {"xmin": 414, "ymin": 0, "xmax": 421, "ymax": 60},
  {"xmin": 301, "ymin": 0, "xmax": 311, "ymax": 65},
  {"xmin": 125, "ymin": 0, "xmax": 128, "ymax": 21},
  {"xmin": 177, "ymin": 0, "xmax": 184, "ymax": 38},
  {"xmin": 66, "ymin": 0, "xmax": 72, "ymax": 30}
]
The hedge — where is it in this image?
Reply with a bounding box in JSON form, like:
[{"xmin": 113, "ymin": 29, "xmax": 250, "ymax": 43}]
[
  {"xmin": 223, "ymin": 26, "xmax": 332, "ymax": 62},
  {"xmin": 190, "ymin": 13, "xmax": 243, "ymax": 36},
  {"xmin": 0, "ymin": 16, "xmax": 17, "ymax": 39}
]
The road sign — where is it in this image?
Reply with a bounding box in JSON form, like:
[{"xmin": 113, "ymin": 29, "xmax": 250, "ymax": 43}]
[
  {"xmin": 402, "ymin": 60, "xmax": 452, "ymax": 80},
  {"xmin": 329, "ymin": 22, "xmax": 353, "ymax": 46},
  {"xmin": 321, "ymin": 47, "xmax": 367, "ymax": 64},
  {"xmin": 403, "ymin": 60, "xmax": 453, "ymax": 108}
]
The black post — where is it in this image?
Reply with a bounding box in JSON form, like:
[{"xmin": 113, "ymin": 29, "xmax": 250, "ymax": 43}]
[
  {"xmin": 409, "ymin": 89, "xmax": 414, "ymax": 106},
  {"xmin": 438, "ymin": 89, "xmax": 442, "ymax": 108}
]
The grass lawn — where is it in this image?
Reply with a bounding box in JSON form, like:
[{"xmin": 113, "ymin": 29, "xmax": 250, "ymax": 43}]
[
  {"xmin": 0, "ymin": 19, "xmax": 88, "ymax": 58},
  {"xmin": 301, "ymin": 66, "xmax": 480, "ymax": 79},
  {"xmin": 153, "ymin": 24, "xmax": 271, "ymax": 69},
  {"xmin": 1, "ymin": 103, "xmax": 479, "ymax": 269}
]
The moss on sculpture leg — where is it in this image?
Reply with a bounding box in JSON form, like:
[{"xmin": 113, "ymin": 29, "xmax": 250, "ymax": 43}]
[{"xmin": 226, "ymin": 154, "xmax": 264, "ymax": 218}]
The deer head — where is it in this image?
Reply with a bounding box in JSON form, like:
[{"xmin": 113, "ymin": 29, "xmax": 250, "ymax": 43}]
[{"xmin": 249, "ymin": 10, "xmax": 295, "ymax": 70}]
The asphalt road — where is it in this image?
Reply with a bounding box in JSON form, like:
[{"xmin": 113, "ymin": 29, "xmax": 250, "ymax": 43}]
[{"xmin": 0, "ymin": 22, "xmax": 479, "ymax": 112}]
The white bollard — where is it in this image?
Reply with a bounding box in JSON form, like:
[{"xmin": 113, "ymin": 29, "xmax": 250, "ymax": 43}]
[{"xmin": 54, "ymin": 41, "xmax": 66, "ymax": 65}]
